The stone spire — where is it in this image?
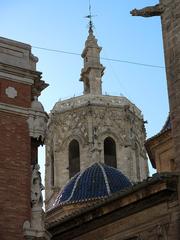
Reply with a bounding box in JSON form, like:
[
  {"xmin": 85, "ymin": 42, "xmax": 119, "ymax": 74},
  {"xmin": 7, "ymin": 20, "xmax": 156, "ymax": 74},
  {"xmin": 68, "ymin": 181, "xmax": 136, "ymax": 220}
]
[{"xmin": 80, "ymin": 23, "xmax": 105, "ymax": 95}]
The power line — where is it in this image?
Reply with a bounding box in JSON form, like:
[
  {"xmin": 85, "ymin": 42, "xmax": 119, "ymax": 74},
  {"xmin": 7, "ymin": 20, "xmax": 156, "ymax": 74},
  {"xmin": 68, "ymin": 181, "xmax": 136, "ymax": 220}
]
[
  {"xmin": 32, "ymin": 46, "xmax": 80, "ymax": 56},
  {"xmin": 32, "ymin": 45, "xmax": 165, "ymax": 69}
]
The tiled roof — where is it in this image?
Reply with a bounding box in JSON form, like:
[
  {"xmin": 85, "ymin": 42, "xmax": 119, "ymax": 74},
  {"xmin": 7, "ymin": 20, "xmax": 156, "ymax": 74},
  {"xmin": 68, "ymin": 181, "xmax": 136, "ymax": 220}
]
[
  {"xmin": 54, "ymin": 162, "xmax": 132, "ymax": 206},
  {"xmin": 46, "ymin": 173, "xmax": 176, "ymax": 229},
  {"xmin": 146, "ymin": 114, "xmax": 171, "ymax": 143},
  {"xmin": 160, "ymin": 114, "xmax": 171, "ymax": 133}
]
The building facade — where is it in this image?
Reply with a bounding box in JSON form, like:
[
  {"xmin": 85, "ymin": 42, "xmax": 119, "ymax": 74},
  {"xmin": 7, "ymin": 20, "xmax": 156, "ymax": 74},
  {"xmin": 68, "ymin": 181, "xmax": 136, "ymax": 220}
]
[{"xmin": 0, "ymin": 37, "xmax": 48, "ymax": 240}]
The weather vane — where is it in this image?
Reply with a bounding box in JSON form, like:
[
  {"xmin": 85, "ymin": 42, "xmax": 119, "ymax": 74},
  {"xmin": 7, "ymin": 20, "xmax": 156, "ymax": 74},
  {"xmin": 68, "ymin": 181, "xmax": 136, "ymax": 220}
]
[{"xmin": 85, "ymin": 0, "xmax": 97, "ymax": 31}]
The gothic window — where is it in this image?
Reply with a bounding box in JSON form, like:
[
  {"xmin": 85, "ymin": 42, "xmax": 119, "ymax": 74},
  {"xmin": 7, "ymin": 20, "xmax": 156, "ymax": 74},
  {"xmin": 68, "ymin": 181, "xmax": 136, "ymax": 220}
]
[
  {"xmin": 104, "ymin": 137, "xmax": 117, "ymax": 168},
  {"xmin": 69, "ymin": 140, "xmax": 80, "ymax": 178}
]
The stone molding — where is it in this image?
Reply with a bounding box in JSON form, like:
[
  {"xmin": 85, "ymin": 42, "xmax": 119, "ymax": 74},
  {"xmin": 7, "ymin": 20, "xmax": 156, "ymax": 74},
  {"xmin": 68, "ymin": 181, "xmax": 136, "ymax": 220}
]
[
  {"xmin": 52, "ymin": 94, "xmax": 142, "ymax": 119},
  {"xmin": 0, "ymin": 36, "xmax": 31, "ymax": 50},
  {"xmin": 0, "ymin": 36, "xmax": 38, "ymax": 71},
  {"xmin": 0, "ymin": 102, "xmax": 29, "ymax": 116},
  {"xmin": 0, "ymin": 71, "xmax": 34, "ymax": 85}
]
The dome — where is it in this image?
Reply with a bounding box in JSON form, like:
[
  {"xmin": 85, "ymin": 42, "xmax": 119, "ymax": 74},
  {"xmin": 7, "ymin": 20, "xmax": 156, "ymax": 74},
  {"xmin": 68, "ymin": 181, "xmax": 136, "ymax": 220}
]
[
  {"xmin": 31, "ymin": 97, "xmax": 44, "ymax": 112},
  {"xmin": 54, "ymin": 162, "xmax": 132, "ymax": 206}
]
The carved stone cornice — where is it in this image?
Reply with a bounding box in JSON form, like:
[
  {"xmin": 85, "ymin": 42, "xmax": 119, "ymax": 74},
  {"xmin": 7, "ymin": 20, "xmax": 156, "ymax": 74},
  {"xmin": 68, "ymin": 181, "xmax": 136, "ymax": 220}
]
[
  {"xmin": 0, "ymin": 62, "xmax": 41, "ymax": 81},
  {"xmin": 0, "ymin": 102, "xmax": 29, "ymax": 116},
  {"xmin": 51, "ymin": 94, "xmax": 142, "ymax": 119}
]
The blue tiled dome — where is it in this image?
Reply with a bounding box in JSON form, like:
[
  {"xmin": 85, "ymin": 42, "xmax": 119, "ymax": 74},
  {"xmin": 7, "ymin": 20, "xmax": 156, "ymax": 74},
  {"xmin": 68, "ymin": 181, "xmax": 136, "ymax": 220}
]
[{"xmin": 54, "ymin": 162, "xmax": 132, "ymax": 206}]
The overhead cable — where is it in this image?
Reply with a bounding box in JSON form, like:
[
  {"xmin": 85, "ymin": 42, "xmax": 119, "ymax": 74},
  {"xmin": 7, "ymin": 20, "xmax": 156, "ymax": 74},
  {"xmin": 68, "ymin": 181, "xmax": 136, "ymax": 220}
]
[{"xmin": 32, "ymin": 45, "xmax": 165, "ymax": 69}]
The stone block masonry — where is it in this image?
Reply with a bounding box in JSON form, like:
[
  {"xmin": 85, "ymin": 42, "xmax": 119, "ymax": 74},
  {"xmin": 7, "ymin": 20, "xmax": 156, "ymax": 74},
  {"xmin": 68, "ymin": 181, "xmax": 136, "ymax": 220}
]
[{"xmin": 160, "ymin": 0, "xmax": 180, "ymax": 172}]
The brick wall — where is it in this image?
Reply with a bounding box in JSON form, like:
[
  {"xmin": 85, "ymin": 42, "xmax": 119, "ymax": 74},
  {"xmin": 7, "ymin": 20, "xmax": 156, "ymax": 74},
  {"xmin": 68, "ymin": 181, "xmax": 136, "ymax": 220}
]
[
  {"xmin": 0, "ymin": 112, "xmax": 31, "ymax": 240},
  {"xmin": 0, "ymin": 37, "xmax": 47, "ymax": 240},
  {"xmin": 0, "ymin": 79, "xmax": 31, "ymax": 108}
]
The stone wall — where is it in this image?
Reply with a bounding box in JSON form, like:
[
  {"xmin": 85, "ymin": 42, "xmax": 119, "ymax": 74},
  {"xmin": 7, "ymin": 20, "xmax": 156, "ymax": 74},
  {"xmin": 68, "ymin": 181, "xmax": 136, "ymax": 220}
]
[{"xmin": 160, "ymin": 0, "xmax": 180, "ymax": 171}]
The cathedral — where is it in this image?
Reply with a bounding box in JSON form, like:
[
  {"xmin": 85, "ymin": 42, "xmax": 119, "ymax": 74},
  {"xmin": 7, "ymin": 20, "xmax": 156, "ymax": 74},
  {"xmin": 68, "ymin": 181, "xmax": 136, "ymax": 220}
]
[{"xmin": 0, "ymin": 1, "xmax": 180, "ymax": 240}]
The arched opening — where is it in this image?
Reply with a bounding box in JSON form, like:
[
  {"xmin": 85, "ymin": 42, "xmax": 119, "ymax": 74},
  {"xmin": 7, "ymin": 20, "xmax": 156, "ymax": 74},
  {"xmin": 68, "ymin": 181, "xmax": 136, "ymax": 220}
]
[
  {"xmin": 69, "ymin": 140, "xmax": 80, "ymax": 178},
  {"xmin": 104, "ymin": 137, "xmax": 117, "ymax": 168}
]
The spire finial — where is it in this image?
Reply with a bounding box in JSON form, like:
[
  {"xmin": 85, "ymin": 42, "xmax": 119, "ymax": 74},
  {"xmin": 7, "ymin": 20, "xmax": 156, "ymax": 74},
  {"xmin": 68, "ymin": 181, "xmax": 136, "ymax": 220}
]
[
  {"xmin": 81, "ymin": 1, "xmax": 105, "ymax": 95},
  {"xmin": 85, "ymin": 0, "xmax": 96, "ymax": 33},
  {"xmin": 88, "ymin": 0, "xmax": 93, "ymax": 32}
]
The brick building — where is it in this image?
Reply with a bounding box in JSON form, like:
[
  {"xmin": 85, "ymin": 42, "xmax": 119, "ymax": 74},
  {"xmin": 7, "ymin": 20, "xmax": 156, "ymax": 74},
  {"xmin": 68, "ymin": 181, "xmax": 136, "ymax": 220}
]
[{"xmin": 0, "ymin": 37, "xmax": 49, "ymax": 239}]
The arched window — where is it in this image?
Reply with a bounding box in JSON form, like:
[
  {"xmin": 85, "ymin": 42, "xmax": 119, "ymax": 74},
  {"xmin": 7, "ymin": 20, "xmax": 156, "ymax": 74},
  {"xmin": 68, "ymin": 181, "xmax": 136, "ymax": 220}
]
[
  {"xmin": 104, "ymin": 137, "xmax": 117, "ymax": 168},
  {"xmin": 69, "ymin": 140, "xmax": 80, "ymax": 178}
]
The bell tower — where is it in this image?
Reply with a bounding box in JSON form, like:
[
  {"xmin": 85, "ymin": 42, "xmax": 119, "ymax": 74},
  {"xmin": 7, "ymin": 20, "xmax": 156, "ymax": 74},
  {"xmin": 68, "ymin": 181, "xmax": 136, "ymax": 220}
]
[
  {"xmin": 45, "ymin": 23, "xmax": 149, "ymax": 210},
  {"xmin": 0, "ymin": 37, "xmax": 48, "ymax": 240}
]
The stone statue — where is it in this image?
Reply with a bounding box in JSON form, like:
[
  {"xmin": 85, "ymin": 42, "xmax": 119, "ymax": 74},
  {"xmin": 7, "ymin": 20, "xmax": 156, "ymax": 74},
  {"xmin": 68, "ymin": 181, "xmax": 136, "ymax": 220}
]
[
  {"xmin": 91, "ymin": 141, "xmax": 102, "ymax": 161},
  {"xmin": 91, "ymin": 127, "xmax": 102, "ymax": 161},
  {"xmin": 23, "ymin": 164, "xmax": 48, "ymax": 239},
  {"xmin": 31, "ymin": 164, "xmax": 44, "ymax": 208},
  {"xmin": 130, "ymin": 4, "xmax": 164, "ymax": 17}
]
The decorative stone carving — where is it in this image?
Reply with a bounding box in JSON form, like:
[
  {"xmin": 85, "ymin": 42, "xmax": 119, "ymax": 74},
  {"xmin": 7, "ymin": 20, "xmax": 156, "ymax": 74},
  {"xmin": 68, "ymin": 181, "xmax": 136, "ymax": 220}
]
[
  {"xmin": 91, "ymin": 129, "xmax": 102, "ymax": 161},
  {"xmin": 27, "ymin": 97, "xmax": 48, "ymax": 141},
  {"xmin": 31, "ymin": 164, "xmax": 44, "ymax": 208},
  {"xmin": 5, "ymin": 86, "xmax": 17, "ymax": 98},
  {"xmin": 130, "ymin": 4, "xmax": 164, "ymax": 17},
  {"xmin": 45, "ymin": 89, "xmax": 149, "ymax": 210},
  {"xmin": 23, "ymin": 164, "xmax": 50, "ymax": 239}
]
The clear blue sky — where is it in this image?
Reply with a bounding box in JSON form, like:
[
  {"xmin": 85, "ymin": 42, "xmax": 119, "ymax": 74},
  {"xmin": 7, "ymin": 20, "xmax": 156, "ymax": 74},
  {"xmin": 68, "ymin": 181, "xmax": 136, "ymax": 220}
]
[{"xmin": 1, "ymin": 0, "xmax": 168, "ymax": 176}]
